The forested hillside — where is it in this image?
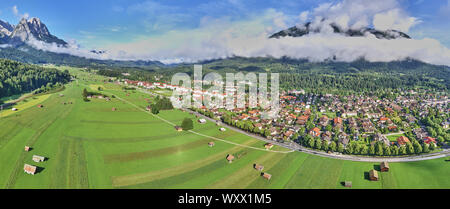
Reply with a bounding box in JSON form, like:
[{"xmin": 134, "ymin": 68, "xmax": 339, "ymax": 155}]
[
  {"xmin": 98, "ymin": 57, "xmax": 450, "ymax": 94},
  {"xmin": 0, "ymin": 59, "xmax": 71, "ymax": 98}
]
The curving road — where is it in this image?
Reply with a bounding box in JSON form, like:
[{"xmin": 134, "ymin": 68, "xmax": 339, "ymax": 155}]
[
  {"xmin": 138, "ymin": 86, "xmax": 450, "ymax": 163},
  {"xmin": 185, "ymin": 108, "xmax": 450, "ymax": 163}
]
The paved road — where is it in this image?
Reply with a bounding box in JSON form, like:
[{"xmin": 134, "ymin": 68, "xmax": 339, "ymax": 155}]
[
  {"xmin": 185, "ymin": 108, "xmax": 450, "ymax": 162},
  {"xmin": 138, "ymin": 86, "xmax": 450, "ymax": 163}
]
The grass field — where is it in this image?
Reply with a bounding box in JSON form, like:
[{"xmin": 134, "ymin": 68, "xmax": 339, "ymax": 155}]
[{"xmin": 0, "ymin": 67, "xmax": 449, "ymax": 189}]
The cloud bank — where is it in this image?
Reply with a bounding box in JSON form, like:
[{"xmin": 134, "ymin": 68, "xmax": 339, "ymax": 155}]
[{"xmin": 25, "ymin": 0, "xmax": 450, "ymax": 66}]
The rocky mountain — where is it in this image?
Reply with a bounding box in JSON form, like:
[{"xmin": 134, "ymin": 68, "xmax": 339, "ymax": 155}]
[
  {"xmin": 9, "ymin": 17, "xmax": 67, "ymax": 46},
  {"xmin": 0, "ymin": 20, "xmax": 14, "ymax": 44},
  {"xmin": 270, "ymin": 22, "xmax": 411, "ymax": 39}
]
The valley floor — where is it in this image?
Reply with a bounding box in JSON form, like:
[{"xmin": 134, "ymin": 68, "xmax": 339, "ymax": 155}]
[{"xmin": 0, "ymin": 67, "xmax": 449, "ymax": 189}]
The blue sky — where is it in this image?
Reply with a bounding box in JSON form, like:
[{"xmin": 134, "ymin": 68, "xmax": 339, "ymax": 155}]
[{"xmin": 1, "ymin": 0, "xmax": 449, "ymax": 48}]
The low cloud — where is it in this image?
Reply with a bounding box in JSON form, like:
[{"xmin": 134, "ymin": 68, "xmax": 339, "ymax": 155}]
[
  {"xmin": 12, "ymin": 5, "xmax": 29, "ymax": 19},
  {"xmin": 22, "ymin": 0, "xmax": 450, "ymax": 66}
]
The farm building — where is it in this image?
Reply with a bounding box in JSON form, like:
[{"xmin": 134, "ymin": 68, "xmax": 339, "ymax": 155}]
[
  {"xmin": 254, "ymin": 164, "xmax": 264, "ymax": 171},
  {"xmin": 262, "ymin": 173, "xmax": 272, "ymax": 180},
  {"xmin": 369, "ymin": 170, "xmax": 379, "ymax": 181},
  {"xmin": 380, "ymin": 162, "xmax": 390, "ymax": 172},
  {"xmin": 219, "ymin": 128, "xmax": 226, "ymax": 132},
  {"xmin": 24, "ymin": 164, "xmax": 37, "ymax": 175},
  {"xmin": 198, "ymin": 119, "xmax": 207, "ymax": 124},
  {"xmin": 24, "ymin": 146, "xmax": 30, "ymax": 152},
  {"xmin": 32, "ymin": 155, "xmax": 45, "ymax": 163},
  {"xmin": 226, "ymin": 154, "xmax": 235, "ymax": 163},
  {"xmin": 344, "ymin": 181, "xmax": 352, "ymax": 187},
  {"xmin": 146, "ymin": 106, "xmax": 151, "ymax": 111},
  {"xmin": 208, "ymin": 142, "xmax": 215, "ymax": 147},
  {"xmin": 12, "ymin": 108, "xmax": 18, "ymax": 111},
  {"xmin": 264, "ymin": 143, "xmax": 274, "ymax": 150},
  {"xmin": 175, "ymin": 126, "xmax": 183, "ymax": 132},
  {"xmin": 112, "ymin": 107, "xmax": 117, "ymax": 111},
  {"xmin": 37, "ymin": 104, "xmax": 43, "ymax": 108}
]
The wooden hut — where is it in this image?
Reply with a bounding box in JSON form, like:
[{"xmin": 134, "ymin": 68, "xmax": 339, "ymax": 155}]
[
  {"xmin": 264, "ymin": 143, "xmax": 274, "ymax": 150},
  {"xmin": 226, "ymin": 154, "xmax": 235, "ymax": 163},
  {"xmin": 262, "ymin": 173, "xmax": 272, "ymax": 180},
  {"xmin": 208, "ymin": 142, "xmax": 215, "ymax": 147},
  {"xmin": 380, "ymin": 162, "xmax": 390, "ymax": 172},
  {"xmin": 254, "ymin": 164, "xmax": 264, "ymax": 171},
  {"xmin": 32, "ymin": 155, "xmax": 45, "ymax": 163},
  {"xmin": 112, "ymin": 107, "xmax": 117, "ymax": 111},
  {"xmin": 24, "ymin": 164, "xmax": 37, "ymax": 175},
  {"xmin": 37, "ymin": 104, "xmax": 43, "ymax": 108},
  {"xmin": 219, "ymin": 128, "xmax": 226, "ymax": 132},
  {"xmin": 24, "ymin": 146, "xmax": 31, "ymax": 152},
  {"xmin": 175, "ymin": 126, "xmax": 183, "ymax": 132},
  {"xmin": 344, "ymin": 181, "xmax": 352, "ymax": 188},
  {"xmin": 369, "ymin": 170, "xmax": 379, "ymax": 181}
]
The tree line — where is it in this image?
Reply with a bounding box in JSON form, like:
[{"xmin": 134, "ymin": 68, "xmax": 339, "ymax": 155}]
[{"xmin": 0, "ymin": 59, "xmax": 70, "ymax": 99}]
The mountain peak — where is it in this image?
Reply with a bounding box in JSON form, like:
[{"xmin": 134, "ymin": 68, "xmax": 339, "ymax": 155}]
[
  {"xmin": 0, "ymin": 20, "xmax": 14, "ymax": 43},
  {"xmin": 270, "ymin": 21, "xmax": 411, "ymax": 40},
  {"xmin": 9, "ymin": 17, "xmax": 67, "ymax": 46}
]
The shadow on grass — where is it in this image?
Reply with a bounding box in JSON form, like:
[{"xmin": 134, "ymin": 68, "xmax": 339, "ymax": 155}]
[
  {"xmin": 364, "ymin": 172, "xmax": 370, "ymax": 181},
  {"xmin": 35, "ymin": 166, "xmax": 45, "ymax": 174},
  {"xmin": 373, "ymin": 165, "xmax": 381, "ymax": 171}
]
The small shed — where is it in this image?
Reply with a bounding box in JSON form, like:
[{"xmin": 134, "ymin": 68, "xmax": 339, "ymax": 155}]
[
  {"xmin": 112, "ymin": 107, "xmax": 117, "ymax": 111},
  {"xmin": 32, "ymin": 155, "xmax": 45, "ymax": 163},
  {"xmin": 219, "ymin": 128, "xmax": 226, "ymax": 132},
  {"xmin": 12, "ymin": 108, "xmax": 18, "ymax": 111},
  {"xmin": 254, "ymin": 164, "xmax": 264, "ymax": 171},
  {"xmin": 262, "ymin": 173, "xmax": 272, "ymax": 180},
  {"xmin": 175, "ymin": 126, "xmax": 183, "ymax": 132},
  {"xmin": 264, "ymin": 143, "xmax": 274, "ymax": 150},
  {"xmin": 198, "ymin": 119, "xmax": 207, "ymax": 124},
  {"xmin": 37, "ymin": 104, "xmax": 43, "ymax": 108},
  {"xmin": 226, "ymin": 154, "xmax": 235, "ymax": 163},
  {"xmin": 24, "ymin": 146, "xmax": 30, "ymax": 152},
  {"xmin": 369, "ymin": 170, "xmax": 379, "ymax": 181},
  {"xmin": 24, "ymin": 164, "xmax": 37, "ymax": 175},
  {"xmin": 380, "ymin": 162, "xmax": 390, "ymax": 172},
  {"xmin": 208, "ymin": 142, "xmax": 215, "ymax": 147},
  {"xmin": 344, "ymin": 181, "xmax": 352, "ymax": 187}
]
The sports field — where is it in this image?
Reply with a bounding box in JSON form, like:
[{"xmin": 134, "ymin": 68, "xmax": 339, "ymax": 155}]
[{"xmin": 0, "ymin": 67, "xmax": 449, "ymax": 189}]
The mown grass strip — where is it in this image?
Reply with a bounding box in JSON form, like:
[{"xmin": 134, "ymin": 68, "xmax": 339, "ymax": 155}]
[{"xmin": 111, "ymin": 140, "xmax": 259, "ymax": 187}]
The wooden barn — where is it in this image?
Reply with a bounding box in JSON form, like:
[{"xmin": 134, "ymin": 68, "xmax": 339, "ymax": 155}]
[
  {"xmin": 219, "ymin": 128, "xmax": 226, "ymax": 132},
  {"xmin": 32, "ymin": 155, "xmax": 45, "ymax": 163},
  {"xmin": 112, "ymin": 107, "xmax": 117, "ymax": 111},
  {"xmin": 208, "ymin": 142, "xmax": 215, "ymax": 147},
  {"xmin": 369, "ymin": 170, "xmax": 379, "ymax": 181},
  {"xmin": 262, "ymin": 173, "xmax": 272, "ymax": 180},
  {"xmin": 254, "ymin": 164, "xmax": 264, "ymax": 171},
  {"xmin": 37, "ymin": 104, "xmax": 43, "ymax": 108},
  {"xmin": 175, "ymin": 126, "xmax": 183, "ymax": 132},
  {"xmin": 24, "ymin": 146, "xmax": 31, "ymax": 152},
  {"xmin": 24, "ymin": 164, "xmax": 37, "ymax": 175},
  {"xmin": 380, "ymin": 162, "xmax": 390, "ymax": 172},
  {"xmin": 226, "ymin": 154, "xmax": 235, "ymax": 163},
  {"xmin": 344, "ymin": 181, "xmax": 352, "ymax": 187},
  {"xmin": 264, "ymin": 143, "xmax": 274, "ymax": 150}
]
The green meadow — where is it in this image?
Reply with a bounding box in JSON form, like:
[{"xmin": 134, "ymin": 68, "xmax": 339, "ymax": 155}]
[{"xmin": 0, "ymin": 67, "xmax": 449, "ymax": 189}]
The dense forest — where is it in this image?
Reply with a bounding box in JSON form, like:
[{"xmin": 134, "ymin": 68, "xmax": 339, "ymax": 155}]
[
  {"xmin": 97, "ymin": 57, "xmax": 450, "ymax": 94},
  {"xmin": 0, "ymin": 59, "xmax": 71, "ymax": 98}
]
